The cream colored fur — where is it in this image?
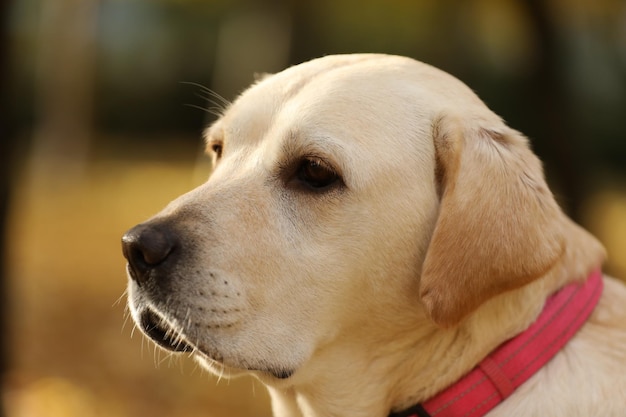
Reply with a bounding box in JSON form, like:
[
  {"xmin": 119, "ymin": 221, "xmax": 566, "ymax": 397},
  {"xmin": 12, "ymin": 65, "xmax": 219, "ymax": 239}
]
[{"xmin": 126, "ymin": 54, "xmax": 626, "ymax": 416}]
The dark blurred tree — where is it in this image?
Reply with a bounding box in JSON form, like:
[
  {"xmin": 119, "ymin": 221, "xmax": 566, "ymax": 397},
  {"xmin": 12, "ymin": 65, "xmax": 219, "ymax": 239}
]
[
  {"xmin": 0, "ymin": 0, "xmax": 12, "ymax": 416},
  {"xmin": 522, "ymin": 0, "xmax": 585, "ymax": 221},
  {"xmin": 31, "ymin": 0, "xmax": 97, "ymax": 178}
]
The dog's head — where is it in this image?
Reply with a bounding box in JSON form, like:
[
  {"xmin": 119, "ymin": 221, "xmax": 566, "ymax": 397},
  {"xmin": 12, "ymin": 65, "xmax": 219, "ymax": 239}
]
[{"xmin": 123, "ymin": 54, "xmax": 600, "ymax": 383}]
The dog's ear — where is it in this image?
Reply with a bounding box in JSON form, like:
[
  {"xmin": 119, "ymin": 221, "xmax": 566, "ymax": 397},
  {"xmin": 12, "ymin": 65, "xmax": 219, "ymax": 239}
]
[{"xmin": 420, "ymin": 115, "xmax": 565, "ymax": 327}]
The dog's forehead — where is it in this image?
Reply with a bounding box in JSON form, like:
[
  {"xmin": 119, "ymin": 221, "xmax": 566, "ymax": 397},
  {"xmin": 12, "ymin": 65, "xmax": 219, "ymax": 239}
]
[{"xmin": 212, "ymin": 56, "xmax": 418, "ymax": 145}]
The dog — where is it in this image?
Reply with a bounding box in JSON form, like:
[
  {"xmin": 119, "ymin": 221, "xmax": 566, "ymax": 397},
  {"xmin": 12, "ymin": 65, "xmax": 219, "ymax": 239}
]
[{"xmin": 122, "ymin": 54, "xmax": 626, "ymax": 417}]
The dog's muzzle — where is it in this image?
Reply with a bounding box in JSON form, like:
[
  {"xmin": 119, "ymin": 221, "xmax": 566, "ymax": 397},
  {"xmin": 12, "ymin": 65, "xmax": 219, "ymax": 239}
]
[{"xmin": 122, "ymin": 222, "xmax": 298, "ymax": 379}]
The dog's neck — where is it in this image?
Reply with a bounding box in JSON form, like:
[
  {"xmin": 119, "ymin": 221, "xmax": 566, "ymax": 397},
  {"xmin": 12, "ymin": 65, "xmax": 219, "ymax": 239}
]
[
  {"xmin": 391, "ymin": 269, "xmax": 603, "ymax": 417},
  {"xmin": 266, "ymin": 283, "xmax": 550, "ymax": 417},
  {"xmin": 266, "ymin": 220, "xmax": 605, "ymax": 417}
]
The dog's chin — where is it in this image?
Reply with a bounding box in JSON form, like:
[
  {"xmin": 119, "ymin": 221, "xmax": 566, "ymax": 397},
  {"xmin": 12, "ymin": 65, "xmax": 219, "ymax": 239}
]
[
  {"xmin": 135, "ymin": 307, "xmax": 296, "ymax": 381},
  {"xmin": 195, "ymin": 355, "xmax": 295, "ymax": 381}
]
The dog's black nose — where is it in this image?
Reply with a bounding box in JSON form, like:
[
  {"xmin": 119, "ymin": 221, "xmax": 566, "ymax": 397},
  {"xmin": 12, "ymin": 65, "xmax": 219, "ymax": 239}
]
[{"xmin": 122, "ymin": 223, "xmax": 175, "ymax": 285}]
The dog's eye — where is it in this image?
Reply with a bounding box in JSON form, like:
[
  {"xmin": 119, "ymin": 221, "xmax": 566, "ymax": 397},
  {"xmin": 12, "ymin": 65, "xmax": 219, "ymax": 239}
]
[
  {"xmin": 297, "ymin": 158, "xmax": 339, "ymax": 189},
  {"xmin": 211, "ymin": 142, "xmax": 223, "ymax": 159}
]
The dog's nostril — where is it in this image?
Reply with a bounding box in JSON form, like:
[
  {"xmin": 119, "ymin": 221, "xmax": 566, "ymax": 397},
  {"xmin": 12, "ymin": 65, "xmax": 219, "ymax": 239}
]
[{"xmin": 122, "ymin": 224, "xmax": 175, "ymax": 284}]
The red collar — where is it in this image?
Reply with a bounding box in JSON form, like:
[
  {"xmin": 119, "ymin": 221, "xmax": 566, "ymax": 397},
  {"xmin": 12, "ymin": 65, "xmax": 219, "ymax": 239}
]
[{"xmin": 391, "ymin": 269, "xmax": 603, "ymax": 417}]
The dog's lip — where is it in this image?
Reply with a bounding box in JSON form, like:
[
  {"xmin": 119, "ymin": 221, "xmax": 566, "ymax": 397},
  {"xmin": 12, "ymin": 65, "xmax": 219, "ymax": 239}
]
[
  {"xmin": 137, "ymin": 309, "xmax": 296, "ymax": 380},
  {"xmin": 139, "ymin": 309, "xmax": 194, "ymax": 353}
]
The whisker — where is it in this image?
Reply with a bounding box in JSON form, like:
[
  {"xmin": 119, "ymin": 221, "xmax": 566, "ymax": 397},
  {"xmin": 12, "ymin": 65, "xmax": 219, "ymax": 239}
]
[
  {"xmin": 157, "ymin": 350, "xmax": 175, "ymax": 368},
  {"xmin": 180, "ymin": 81, "xmax": 231, "ymax": 107},
  {"xmin": 187, "ymin": 344, "xmax": 197, "ymax": 360},
  {"xmin": 153, "ymin": 342, "xmax": 162, "ymax": 368},
  {"xmin": 140, "ymin": 332, "xmax": 146, "ymax": 359},
  {"xmin": 183, "ymin": 103, "xmax": 226, "ymax": 118},
  {"xmin": 121, "ymin": 309, "xmax": 132, "ymax": 333},
  {"xmin": 190, "ymin": 360, "xmax": 200, "ymax": 377},
  {"xmin": 192, "ymin": 90, "xmax": 229, "ymax": 109},
  {"xmin": 216, "ymin": 361, "xmax": 225, "ymax": 384},
  {"xmin": 180, "ymin": 81, "xmax": 231, "ymax": 120},
  {"xmin": 112, "ymin": 289, "xmax": 128, "ymax": 307}
]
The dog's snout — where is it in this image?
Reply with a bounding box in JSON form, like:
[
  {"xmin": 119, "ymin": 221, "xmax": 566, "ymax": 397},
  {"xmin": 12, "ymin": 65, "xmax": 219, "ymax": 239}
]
[{"xmin": 122, "ymin": 223, "xmax": 176, "ymax": 284}]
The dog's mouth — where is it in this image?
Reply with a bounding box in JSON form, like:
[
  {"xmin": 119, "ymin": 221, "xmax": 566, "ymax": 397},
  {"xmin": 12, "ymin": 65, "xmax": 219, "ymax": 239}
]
[
  {"xmin": 139, "ymin": 309, "xmax": 194, "ymax": 353},
  {"xmin": 136, "ymin": 308, "xmax": 296, "ymax": 380}
]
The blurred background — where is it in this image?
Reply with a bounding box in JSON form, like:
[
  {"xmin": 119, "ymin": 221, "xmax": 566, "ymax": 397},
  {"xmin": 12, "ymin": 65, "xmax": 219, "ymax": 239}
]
[{"xmin": 1, "ymin": 0, "xmax": 626, "ymax": 416}]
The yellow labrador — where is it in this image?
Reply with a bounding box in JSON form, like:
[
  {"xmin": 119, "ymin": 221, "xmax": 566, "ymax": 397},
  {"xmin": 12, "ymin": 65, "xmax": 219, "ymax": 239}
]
[{"xmin": 122, "ymin": 54, "xmax": 626, "ymax": 417}]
